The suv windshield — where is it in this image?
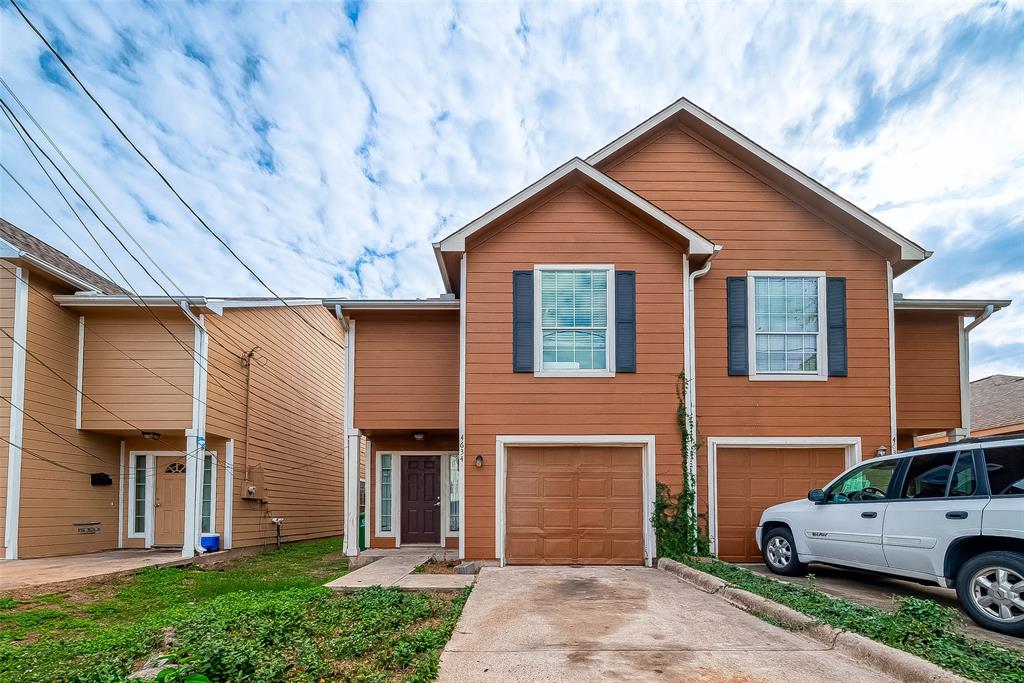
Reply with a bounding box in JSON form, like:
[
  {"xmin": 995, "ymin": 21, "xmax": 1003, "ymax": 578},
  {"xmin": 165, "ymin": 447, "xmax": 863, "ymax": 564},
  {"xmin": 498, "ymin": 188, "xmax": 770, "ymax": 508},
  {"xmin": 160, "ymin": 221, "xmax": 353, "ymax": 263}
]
[{"xmin": 827, "ymin": 459, "xmax": 898, "ymax": 503}]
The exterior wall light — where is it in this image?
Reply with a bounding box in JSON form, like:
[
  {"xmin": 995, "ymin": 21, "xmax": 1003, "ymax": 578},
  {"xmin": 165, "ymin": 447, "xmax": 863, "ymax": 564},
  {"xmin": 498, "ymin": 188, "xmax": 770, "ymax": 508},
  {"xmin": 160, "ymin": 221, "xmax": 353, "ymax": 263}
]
[
  {"xmin": 142, "ymin": 431, "xmax": 161, "ymax": 441},
  {"xmin": 474, "ymin": 454, "xmax": 484, "ymax": 468},
  {"xmin": 876, "ymin": 445, "xmax": 888, "ymax": 457},
  {"xmin": 412, "ymin": 432, "xmax": 426, "ymax": 441}
]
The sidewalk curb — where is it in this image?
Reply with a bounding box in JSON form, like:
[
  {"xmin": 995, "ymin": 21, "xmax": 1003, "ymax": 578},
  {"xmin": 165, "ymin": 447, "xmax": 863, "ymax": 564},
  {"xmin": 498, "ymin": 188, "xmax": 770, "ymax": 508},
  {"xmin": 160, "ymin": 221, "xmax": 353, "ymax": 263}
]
[{"xmin": 657, "ymin": 558, "xmax": 970, "ymax": 683}]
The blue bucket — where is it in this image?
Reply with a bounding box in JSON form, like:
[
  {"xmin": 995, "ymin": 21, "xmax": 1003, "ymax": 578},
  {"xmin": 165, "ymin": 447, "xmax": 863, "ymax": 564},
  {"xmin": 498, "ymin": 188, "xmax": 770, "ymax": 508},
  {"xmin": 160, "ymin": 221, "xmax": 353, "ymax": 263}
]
[{"xmin": 200, "ymin": 533, "xmax": 221, "ymax": 552}]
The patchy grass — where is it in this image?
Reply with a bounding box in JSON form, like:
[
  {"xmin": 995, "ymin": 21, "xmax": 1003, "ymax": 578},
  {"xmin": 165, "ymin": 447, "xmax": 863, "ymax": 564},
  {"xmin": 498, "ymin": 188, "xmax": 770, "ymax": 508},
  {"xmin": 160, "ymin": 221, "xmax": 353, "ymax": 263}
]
[
  {"xmin": 682, "ymin": 557, "xmax": 1024, "ymax": 683},
  {"xmin": 0, "ymin": 538, "xmax": 468, "ymax": 682}
]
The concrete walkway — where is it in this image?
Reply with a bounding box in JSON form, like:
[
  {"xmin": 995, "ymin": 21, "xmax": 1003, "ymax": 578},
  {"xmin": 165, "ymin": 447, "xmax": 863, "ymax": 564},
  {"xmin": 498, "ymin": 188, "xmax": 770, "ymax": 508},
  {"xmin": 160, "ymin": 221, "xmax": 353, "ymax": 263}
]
[
  {"xmin": 439, "ymin": 566, "xmax": 900, "ymax": 682},
  {"xmin": 325, "ymin": 551, "xmax": 475, "ymax": 592},
  {"xmin": 740, "ymin": 563, "xmax": 1024, "ymax": 652},
  {"xmin": 0, "ymin": 549, "xmax": 185, "ymax": 593}
]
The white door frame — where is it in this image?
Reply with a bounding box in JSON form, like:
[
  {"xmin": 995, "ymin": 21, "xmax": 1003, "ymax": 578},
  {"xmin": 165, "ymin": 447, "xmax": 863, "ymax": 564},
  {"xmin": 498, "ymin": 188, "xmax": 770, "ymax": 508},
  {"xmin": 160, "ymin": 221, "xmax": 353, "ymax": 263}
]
[
  {"xmin": 128, "ymin": 451, "xmax": 192, "ymax": 548},
  {"xmin": 705, "ymin": 436, "xmax": 862, "ymax": 557},
  {"xmin": 494, "ymin": 435, "xmax": 657, "ymax": 568},
  {"xmin": 374, "ymin": 451, "xmax": 455, "ymax": 548}
]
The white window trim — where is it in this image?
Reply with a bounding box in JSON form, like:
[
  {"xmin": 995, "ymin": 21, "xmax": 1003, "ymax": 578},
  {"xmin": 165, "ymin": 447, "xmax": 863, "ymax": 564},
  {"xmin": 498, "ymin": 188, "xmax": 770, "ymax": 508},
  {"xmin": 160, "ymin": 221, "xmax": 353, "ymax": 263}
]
[
  {"xmin": 705, "ymin": 436, "xmax": 862, "ymax": 557},
  {"xmin": 533, "ymin": 264, "xmax": 616, "ymax": 378},
  {"xmin": 747, "ymin": 271, "xmax": 828, "ymax": 382},
  {"xmin": 374, "ymin": 451, "xmax": 457, "ymax": 546},
  {"xmin": 201, "ymin": 450, "xmax": 218, "ymax": 535},
  {"xmin": 446, "ymin": 453, "xmax": 460, "ymax": 537},
  {"xmin": 127, "ymin": 452, "xmax": 149, "ymax": 541},
  {"xmin": 494, "ymin": 435, "xmax": 656, "ymax": 567}
]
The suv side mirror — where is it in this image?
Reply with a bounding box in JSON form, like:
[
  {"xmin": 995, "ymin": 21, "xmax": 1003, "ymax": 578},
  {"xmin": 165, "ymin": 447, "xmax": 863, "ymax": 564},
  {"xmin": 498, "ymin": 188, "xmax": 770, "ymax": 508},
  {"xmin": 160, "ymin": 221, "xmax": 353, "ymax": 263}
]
[{"xmin": 808, "ymin": 488, "xmax": 826, "ymax": 503}]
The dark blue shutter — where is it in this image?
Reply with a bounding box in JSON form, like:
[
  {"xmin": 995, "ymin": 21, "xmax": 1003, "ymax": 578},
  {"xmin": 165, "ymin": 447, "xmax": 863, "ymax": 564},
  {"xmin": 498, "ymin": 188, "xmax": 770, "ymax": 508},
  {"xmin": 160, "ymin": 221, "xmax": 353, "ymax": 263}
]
[
  {"xmin": 826, "ymin": 277, "xmax": 848, "ymax": 377},
  {"xmin": 615, "ymin": 271, "xmax": 636, "ymax": 373},
  {"xmin": 512, "ymin": 271, "xmax": 533, "ymax": 372},
  {"xmin": 726, "ymin": 277, "xmax": 748, "ymax": 376}
]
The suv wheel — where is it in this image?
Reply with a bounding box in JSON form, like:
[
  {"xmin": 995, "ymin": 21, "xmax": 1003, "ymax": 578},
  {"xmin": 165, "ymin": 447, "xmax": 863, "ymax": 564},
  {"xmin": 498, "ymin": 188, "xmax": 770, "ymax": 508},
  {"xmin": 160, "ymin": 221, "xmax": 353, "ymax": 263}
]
[
  {"xmin": 955, "ymin": 551, "xmax": 1024, "ymax": 636},
  {"xmin": 762, "ymin": 527, "xmax": 807, "ymax": 576}
]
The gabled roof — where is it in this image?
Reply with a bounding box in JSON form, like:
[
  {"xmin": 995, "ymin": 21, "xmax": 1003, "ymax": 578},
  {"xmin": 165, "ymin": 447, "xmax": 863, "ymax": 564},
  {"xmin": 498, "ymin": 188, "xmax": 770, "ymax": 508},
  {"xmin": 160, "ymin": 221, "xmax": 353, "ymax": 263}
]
[
  {"xmin": 0, "ymin": 218, "xmax": 129, "ymax": 295},
  {"xmin": 586, "ymin": 97, "xmax": 931, "ymax": 275},
  {"xmin": 434, "ymin": 157, "xmax": 718, "ymax": 293}
]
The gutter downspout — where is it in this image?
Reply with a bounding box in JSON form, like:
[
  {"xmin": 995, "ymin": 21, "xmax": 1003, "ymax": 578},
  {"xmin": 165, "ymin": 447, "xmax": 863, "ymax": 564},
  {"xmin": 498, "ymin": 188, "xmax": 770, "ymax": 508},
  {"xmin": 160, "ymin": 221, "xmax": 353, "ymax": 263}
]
[
  {"xmin": 684, "ymin": 246, "xmax": 720, "ymax": 525},
  {"xmin": 964, "ymin": 304, "xmax": 995, "ymax": 334},
  {"xmin": 955, "ymin": 304, "xmax": 996, "ymax": 440}
]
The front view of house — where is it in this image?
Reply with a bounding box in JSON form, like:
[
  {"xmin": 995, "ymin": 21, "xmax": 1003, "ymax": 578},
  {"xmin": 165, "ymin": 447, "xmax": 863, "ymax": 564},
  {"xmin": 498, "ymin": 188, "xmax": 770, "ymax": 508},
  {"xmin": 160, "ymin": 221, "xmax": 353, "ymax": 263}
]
[{"xmin": 336, "ymin": 98, "xmax": 1009, "ymax": 566}]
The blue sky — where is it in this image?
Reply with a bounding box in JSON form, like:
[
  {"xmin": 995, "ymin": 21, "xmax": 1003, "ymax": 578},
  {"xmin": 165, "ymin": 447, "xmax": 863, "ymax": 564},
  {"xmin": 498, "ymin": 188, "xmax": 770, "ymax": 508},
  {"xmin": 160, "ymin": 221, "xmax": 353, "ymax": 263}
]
[{"xmin": 0, "ymin": 1, "xmax": 1021, "ymax": 378}]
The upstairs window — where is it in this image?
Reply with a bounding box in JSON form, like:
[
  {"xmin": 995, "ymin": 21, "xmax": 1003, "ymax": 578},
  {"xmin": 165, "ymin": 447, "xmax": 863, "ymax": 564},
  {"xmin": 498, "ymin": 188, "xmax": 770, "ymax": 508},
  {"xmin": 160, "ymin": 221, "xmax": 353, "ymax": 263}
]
[
  {"xmin": 536, "ymin": 266, "xmax": 614, "ymax": 375},
  {"xmin": 750, "ymin": 274, "xmax": 826, "ymax": 379}
]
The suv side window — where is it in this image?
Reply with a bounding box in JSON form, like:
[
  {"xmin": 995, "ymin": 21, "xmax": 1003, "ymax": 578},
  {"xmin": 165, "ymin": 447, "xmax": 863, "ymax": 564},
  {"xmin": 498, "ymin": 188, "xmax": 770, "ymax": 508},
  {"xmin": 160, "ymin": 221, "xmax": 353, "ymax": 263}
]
[
  {"xmin": 901, "ymin": 451, "xmax": 958, "ymax": 499},
  {"xmin": 827, "ymin": 459, "xmax": 898, "ymax": 503},
  {"xmin": 983, "ymin": 445, "xmax": 1024, "ymax": 496}
]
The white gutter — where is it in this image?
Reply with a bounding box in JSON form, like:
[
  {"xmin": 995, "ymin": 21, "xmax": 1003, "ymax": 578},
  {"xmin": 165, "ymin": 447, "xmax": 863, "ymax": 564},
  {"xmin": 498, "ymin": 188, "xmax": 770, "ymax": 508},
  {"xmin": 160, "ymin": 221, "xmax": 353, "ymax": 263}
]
[{"xmin": 54, "ymin": 294, "xmax": 209, "ymax": 308}]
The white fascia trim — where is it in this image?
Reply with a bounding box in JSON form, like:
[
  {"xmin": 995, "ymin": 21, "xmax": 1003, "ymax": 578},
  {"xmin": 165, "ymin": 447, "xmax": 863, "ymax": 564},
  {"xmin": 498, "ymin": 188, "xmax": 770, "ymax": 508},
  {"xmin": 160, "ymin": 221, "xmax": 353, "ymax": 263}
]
[
  {"xmin": 223, "ymin": 439, "xmax": 234, "ymax": 549},
  {"xmin": 887, "ymin": 263, "xmax": 897, "ymax": 453},
  {"xmin": 433, "ymin": 243, "xmax": 454, "ymax": 294},
  {"xmin": 331, "ymin": 299, "xmax": 460, "ymax": 312},
  {"xmin": 458, "ymin": 254, "xmax": 467, "ymax": 558},
  {"xmin": 893, "ymin": 298, "xmax": 1011, "ymax": 313},
  {"xmin": 705, "ymin": 436, "xmax": 862, "ymax": 557},
  {"xmin": 54, "ymin": 294, "xmax": 208, "ymax": 308},
  {"xmin": 4, "ymin": 267, "xmax": 29, "ymax": 559},
  {"xmin": 585, "ymin": 98, "xmax": 928, "ymax": 262},
  {"xmin": 118, "ymin": 440, "xmax": 125, "ymax": 548},
  {"xmin": 437, "ymin": 157, "xmax": 715, "ymax": 256},
  {"xmin": 746, "ymin": 271, "xmax": 828, "ymax": 382},
  {"xmin": 343, "ymin": 319, "xmax": 360, "ymax": 556},
  {"xmin": 494, "ymin": 435, "xmax": 656, "ymax": 568},
  {"xmin": 7, "ymin": 250, "xmax": 102, "ymax": 293},
  {"xmin": 532, "ymin": 264, "xmax": 616, "ymax": 378},
  {"xmin": 75, "ymin": 316, "xmax": 85, "ymax": 429}
]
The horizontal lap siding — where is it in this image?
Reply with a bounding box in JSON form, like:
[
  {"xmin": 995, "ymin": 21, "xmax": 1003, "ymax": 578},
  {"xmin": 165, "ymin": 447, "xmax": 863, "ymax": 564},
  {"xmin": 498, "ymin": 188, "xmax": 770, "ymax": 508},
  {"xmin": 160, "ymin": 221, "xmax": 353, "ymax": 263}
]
[
  {"xmin": 17, "ymin": 273, "xmax": 122, "ymax": 558},
  {"xmin": 352, "ymin": 311, "xmax": 459, "ymax": 431},
  {"xmin": 0, "ymin": 266, "xmax": 15, "ymax": 553},
  {"xmin": 204, "ymin": 305, "xmax": 345, "ymax": 548},
  {"xmin": 894, "ymin": 311, "xmax": 962, "ymax": 431},
  {"xmin": 81, "ymin": 309, "xmax": 194, "ymax": 431},
  {"xmin": 605, "ymin": 126, "xmax": 892, "ymax": 523},
  {"xmin": 465, "ymin": 186, "xmax": 686, "ymax": 561}
]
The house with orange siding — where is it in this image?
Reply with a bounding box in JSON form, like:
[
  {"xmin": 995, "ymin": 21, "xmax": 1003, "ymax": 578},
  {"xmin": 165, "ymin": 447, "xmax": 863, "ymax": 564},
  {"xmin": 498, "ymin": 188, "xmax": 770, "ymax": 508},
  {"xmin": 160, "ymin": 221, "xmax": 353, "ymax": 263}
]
[
  {"xmin": 335, "ymin": 99, "xmax": 1010, "ymax": 565},
  {"xmin": 1, "ymin": 219, "xmax": 345, "ymax": 560}
]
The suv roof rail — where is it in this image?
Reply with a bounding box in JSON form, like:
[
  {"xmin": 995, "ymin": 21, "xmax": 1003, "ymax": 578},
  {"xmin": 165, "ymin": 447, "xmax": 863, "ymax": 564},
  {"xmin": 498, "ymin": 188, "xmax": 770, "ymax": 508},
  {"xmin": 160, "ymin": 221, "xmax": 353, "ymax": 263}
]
[{"xmin": 900, "ymin": 434, "xmax": 1022, "ymax": 454}]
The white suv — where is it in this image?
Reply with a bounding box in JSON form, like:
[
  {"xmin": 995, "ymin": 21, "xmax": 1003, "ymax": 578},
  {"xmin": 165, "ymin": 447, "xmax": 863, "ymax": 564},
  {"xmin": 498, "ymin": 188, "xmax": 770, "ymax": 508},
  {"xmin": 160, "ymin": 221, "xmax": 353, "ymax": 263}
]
[{"xmin": 755, "ymin": 437, "xmax": 1024, "ymax": 636}]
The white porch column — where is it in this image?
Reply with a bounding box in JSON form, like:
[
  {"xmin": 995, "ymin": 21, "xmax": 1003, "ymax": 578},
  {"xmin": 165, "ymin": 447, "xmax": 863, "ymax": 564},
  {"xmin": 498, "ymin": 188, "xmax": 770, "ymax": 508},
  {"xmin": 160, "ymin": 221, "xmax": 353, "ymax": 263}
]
[{"xmin": 344, "ymin": 431, "xmax": 360, "ymax": 556}]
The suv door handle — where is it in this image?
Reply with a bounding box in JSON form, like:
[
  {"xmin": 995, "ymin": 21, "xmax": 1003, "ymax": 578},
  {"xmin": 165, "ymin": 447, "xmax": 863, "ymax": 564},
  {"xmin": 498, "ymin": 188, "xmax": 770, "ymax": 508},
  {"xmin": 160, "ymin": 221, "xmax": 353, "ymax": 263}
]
[
  {"xmin": 945, "ymin": 511, "xmax": 968, "ymax": 520},
  {"xmin": 861, "ymin": 511, "xmax": 877, "ymax": 518}
]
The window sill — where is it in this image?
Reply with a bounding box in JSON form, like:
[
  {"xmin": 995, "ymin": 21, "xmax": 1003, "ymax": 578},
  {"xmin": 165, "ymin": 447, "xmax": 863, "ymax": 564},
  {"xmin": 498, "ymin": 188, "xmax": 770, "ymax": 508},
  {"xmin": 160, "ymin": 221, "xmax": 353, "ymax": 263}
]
[
  {"xmin": 747, "ymin": 373, "xmax": 828, "ymax": 382},
  {"xmin": 534, "ymin": 370, "xmax": 616, "ymax": 378},
  {"xmin": 127, "ymin": 532, "xmax": 146, "ymax": 539}
]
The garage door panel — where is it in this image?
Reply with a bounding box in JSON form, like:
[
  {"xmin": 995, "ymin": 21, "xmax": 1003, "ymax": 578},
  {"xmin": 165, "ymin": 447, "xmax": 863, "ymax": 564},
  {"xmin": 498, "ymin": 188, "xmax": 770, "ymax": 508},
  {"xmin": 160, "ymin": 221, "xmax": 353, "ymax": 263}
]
[
  {"xmin": 507, "ymin": 475, "xmax": 541, "ymax": 497},
  {"xmin": 506, "ymin": 446, "xmax": 643, "ymax": 565},
  {"xmin": 716, "ymin": 446, "xmax": 845, "ymax": 562}
]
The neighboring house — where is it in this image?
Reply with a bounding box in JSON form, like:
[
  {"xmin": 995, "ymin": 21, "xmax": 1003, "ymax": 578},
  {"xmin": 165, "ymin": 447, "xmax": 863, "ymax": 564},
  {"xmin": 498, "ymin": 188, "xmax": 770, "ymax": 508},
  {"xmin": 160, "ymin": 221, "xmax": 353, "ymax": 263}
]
[
  {"xmin": 335, "ymin": 98, "xmax": 1010, "ymax": 565},
  {"xmin": 1, "ymin": 219, "xmax": 345, "ymax": 560},
  {"xmin": 915, "ymin": 374, "xmax": 1024, "ymax": 446}
]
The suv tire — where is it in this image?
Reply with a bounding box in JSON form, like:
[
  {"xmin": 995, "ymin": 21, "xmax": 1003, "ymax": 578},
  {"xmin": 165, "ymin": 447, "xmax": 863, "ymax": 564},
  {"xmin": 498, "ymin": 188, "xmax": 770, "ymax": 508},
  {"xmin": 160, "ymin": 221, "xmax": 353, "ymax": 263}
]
[
  {"xmin": 762, "ymin": 527, "xmax": 807, "ymax": 576},
  {"xmin": 955, "ymin": 551, "xmax": 1024, "ymax": 636}
]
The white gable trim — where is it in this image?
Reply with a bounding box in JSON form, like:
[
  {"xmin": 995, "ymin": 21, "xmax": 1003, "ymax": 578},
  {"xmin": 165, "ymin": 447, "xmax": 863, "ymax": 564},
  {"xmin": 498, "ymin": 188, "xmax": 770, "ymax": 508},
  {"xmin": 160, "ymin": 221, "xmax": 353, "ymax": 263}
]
[
  {"xmin": 586, "ymin": 98, "xmax": 929, "ymax": 263},
  {"xmin": 437, "ymin": 158, "xmax": 715, "ymax": 256}
]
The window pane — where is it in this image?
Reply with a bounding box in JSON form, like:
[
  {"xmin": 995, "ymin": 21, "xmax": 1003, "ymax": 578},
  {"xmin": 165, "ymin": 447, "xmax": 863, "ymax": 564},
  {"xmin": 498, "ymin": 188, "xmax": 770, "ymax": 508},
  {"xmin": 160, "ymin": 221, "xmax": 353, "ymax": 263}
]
[
  {"xmin": 449, "ymin": 456, "xmax": 459, "ymax": 532},
  {"xmin": 380, "ymin": 454, "xmax": 392, "ymax": 532},
  {"xmin": 752, "ymin": 276, "xmax": 820, "ymax": 374},
  {"xmin": 134, "ymin": 455, "xmax": 146, "ymax": 534},
  {"xmin": 201, "ymin": 453, "xmax": 213, "ymax": 534},
  {"xmin": 539, "ymin": 269, "xmax": 609, "ymax": 371},
  {"xmin": 827, "ymin": 460, "xmax": 898, "ymax": 502},
  {"xmin": 901, "ymin": 452, "xmax": 957, "ymax": 499},
  {"xmin": 949, "ymin": 454, "xmax": 977, "ymax": 497},
  {"xmin": 984, "ymin": 446, "xmax": 1024, "ymax": 496}
]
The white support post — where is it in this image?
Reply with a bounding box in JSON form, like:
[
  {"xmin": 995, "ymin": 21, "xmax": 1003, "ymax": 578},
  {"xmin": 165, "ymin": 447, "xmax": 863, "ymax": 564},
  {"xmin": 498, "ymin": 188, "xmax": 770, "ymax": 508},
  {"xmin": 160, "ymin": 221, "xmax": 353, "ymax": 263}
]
[
  {"xmin": 223, "ymin": 439, "xmax": 234, "ymax": 549},
  {"xmin": 343, "ymin": 319, "xmax": 359, "ymax": 557},
  {"xmin": 458, "ymin": 255, "xmax": 467, "ymax": 560},
  {"xmin": 4, "ymin": 267, "xmax": 28, "ymax": 560}
]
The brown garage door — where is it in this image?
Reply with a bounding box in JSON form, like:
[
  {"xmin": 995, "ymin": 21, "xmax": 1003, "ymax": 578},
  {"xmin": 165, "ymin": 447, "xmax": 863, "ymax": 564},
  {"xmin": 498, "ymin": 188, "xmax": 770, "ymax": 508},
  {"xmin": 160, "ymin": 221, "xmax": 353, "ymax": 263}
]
[
  {"xmin": 505, "ymin": 446, "xmax": 644, "ymax": 565},
  {"xmin": 716, "ymin": 447, "xmax": 846, "ymax": 562}
]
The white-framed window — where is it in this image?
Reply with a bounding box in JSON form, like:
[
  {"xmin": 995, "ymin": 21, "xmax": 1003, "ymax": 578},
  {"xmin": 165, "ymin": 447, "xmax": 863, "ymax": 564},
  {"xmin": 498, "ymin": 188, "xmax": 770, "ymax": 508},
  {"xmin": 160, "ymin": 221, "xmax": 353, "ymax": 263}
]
[
  {"xmin": 130, "ymin": 453, "xmax": 147, "ymax": 537},
  {"xmin": 200, "ymin": 451, "xmax": 216, "ymax": 534},
  {"xmin": 748, "ymin": 272, "xmax": 827, "ymax": 381},
  {"xmin": 448, "ymin": 455, "xmax": 459, "ymax": 533},
  {"xmin": 534, "ymin": 264, "xmax": 615, "ymax": 377},
  {"xmin": 379, "ymin": 454, "xmax": 393, "ymax": 533}
]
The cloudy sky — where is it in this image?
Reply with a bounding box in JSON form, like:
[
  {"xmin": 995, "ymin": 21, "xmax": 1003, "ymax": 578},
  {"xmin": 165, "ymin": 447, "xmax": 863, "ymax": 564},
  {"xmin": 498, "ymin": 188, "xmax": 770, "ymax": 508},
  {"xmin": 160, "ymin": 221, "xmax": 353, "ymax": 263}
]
[{"xmin": 0, "ymin": 0, "xmax": 1021, "ymax": 378}]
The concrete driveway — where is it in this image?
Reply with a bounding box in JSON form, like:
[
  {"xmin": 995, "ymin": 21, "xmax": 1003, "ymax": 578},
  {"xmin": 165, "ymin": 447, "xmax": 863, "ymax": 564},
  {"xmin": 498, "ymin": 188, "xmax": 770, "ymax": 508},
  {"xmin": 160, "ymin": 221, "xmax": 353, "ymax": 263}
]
[{"xmin": 439, "ymin": 566, "xmax": 895, "ymax": 682}]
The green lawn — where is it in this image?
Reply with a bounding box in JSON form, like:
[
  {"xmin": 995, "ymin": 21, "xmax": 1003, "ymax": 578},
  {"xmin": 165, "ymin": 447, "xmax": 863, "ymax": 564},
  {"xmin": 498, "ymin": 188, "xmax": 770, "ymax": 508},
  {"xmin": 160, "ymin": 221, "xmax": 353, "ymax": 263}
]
[
  {"xmin": 682, "ymin": 557, "xmax": 1024, "ymax": 683},
  {"xmin": 0, "ymin": 538, "xmax": 468, "ymax": 682}
]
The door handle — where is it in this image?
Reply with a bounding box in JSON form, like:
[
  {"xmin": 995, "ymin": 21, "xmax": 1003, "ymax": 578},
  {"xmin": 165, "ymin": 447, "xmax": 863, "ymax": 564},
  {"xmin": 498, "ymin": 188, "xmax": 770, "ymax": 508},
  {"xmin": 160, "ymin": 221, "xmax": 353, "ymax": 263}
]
[
  {"xmin": 946, "ymin": 511, "xmax": 968, "ymax": 520},
  {"xmin": 434, "ymin": 497, "xmax": 441, "ymax": 508},
  {"xmin": 861, "ymin": 511, "xmax": 877, "ymax": 519}
]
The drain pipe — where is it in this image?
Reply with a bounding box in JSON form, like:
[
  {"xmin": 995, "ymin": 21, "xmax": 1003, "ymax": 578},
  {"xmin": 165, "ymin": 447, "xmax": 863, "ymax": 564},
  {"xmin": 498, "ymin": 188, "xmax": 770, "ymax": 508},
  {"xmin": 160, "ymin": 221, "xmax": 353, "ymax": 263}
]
[
  {"xmin": 953, "ymin": 304, "xmax": 997, "ymax": 441},
  {"xmin": 684, "ymin": 246, "xmax": 721, "ymax": 522},
  {"xmin": 964, "ymin": 304, "xmax": 994, "ymax": 334}
]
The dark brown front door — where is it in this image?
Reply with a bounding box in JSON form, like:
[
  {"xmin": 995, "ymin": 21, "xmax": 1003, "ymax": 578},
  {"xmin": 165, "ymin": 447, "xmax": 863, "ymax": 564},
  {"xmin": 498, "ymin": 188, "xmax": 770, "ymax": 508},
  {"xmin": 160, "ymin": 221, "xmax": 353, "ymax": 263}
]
[{"xmin": 402, "ymin": 456, "xmax": 441, "ymax": 544}]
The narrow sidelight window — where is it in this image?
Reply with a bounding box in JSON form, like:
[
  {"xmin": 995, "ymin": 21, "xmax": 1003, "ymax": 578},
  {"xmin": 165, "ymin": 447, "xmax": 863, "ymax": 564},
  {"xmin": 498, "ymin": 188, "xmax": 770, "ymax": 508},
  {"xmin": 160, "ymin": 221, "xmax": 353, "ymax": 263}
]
[
  {"xmin": 133, "ymin": 454, "xmax": 146, "ymax": 535},
  {"xmin": 449, "ymin": 456, "xmax": 459, "ymax": 533},
  {"xmin": 537, "ymin": 267, "xmax": 613, "ymax": 374},
  {"xmin": 201, "ymin": 452, "xmax": 214, "ymax": 533},
  {"xmin": 380, "ymin": 454, "xmax": 393, "ymax": 532}
]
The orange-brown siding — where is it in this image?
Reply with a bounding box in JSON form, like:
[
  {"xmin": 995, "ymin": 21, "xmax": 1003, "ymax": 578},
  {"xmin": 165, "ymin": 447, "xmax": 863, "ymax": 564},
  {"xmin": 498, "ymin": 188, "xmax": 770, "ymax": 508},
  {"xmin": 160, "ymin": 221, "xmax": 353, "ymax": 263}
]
[
  {"xmin": 15, "ymin": 272, "xmax": 122, "ymax": 558},
  {"xmin": 895, "ymin": 310, "xmax": 962, "ymax": 433},
  {"xmin": 603, "ymin": 125, "xmax": 894, "ymax": 523},
  {"xmin": 204, "ymin": 304, "xmax": 345, "ymax": 548},
  {"xmin": 352, "ymin": 310, "xmax": 459, "ymax": 432},
  {"xmin": 80, "ymin": 309, "xmax": 194, "ymax": 432},
  {"xmin": 463, "ymin": 185, "xmax": 687, "ymax": 560}
]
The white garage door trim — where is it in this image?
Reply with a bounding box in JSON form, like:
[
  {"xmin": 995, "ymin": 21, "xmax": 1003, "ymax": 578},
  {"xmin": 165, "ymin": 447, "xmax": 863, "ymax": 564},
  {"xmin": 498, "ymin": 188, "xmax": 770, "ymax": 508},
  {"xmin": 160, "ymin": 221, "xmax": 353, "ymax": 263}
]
[
  {"xmin": 706, "ymin": 436, "xmax": 862, "ymax": 558},
  {"xmin": 495, "ymin": 435, "xmax": 656, "ymax": 568}
]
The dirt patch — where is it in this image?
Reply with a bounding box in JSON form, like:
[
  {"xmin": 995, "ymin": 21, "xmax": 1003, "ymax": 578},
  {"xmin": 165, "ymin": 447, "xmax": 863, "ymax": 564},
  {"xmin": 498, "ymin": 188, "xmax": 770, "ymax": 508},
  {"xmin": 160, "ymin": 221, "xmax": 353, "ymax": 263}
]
[{"xmin": 413, "ymin": 559, "xmax": 460, "ymax": 575}]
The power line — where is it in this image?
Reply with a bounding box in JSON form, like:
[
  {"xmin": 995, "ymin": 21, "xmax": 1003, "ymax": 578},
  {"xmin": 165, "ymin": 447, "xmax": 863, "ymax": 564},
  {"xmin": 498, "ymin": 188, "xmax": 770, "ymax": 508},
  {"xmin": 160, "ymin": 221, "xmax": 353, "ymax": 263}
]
[
  {"xmin": 0, "ymin": 433, "xmax": 92, "ymax": 475},
  {"xmin": 9, "ymin": 0, "xmax": 347, "ymax": 354}
]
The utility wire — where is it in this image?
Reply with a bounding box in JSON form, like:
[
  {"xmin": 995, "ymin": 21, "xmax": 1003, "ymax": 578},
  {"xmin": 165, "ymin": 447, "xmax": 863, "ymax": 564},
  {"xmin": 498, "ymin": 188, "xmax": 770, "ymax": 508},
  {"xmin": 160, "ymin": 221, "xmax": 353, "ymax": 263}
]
[{"xmin": 9, "ymin": 0, "xmax": 347, "ymax": 353}]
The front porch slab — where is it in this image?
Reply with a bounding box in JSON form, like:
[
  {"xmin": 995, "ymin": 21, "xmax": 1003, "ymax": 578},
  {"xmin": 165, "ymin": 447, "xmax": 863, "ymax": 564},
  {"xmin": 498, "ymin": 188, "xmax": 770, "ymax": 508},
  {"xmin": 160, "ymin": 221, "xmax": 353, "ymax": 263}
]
[
  {"xmin": 0, "ymin": 549, "xmax": 185, "ymax": 593},
  {"xmin": 325, "ymin": 549, "xmax": 476, "ymax": 591},
  {"xmin": 396, "ymin": 574, "xmax": 475, "ymax": 592}
]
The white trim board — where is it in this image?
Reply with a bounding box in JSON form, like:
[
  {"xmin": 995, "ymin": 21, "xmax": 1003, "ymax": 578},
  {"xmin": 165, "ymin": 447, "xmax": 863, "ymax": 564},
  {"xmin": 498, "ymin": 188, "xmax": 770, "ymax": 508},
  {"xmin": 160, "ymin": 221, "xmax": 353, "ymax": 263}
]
[
  {"xmin": 223, "ymin": 439, "xmax": 234, "ymax": 549},
  {"xmin": 705, "ymin": 436, "xmax": 862, "ymax": 558},
  {"xmin": 343, "ymin": 318, "xmax": 359, "ymax": 557},
  {"xmin": 887, "ymin": 263, "xmax": 898, "ymax": 453},
  {"xmin": 4, "ymin": 266, "xmax": 28, "ymax": 560},
  {"xmin": 494, "ymin": 435, "xmax": 656, "ymax": 568},
  {"xmin": 457, "ymin": 254, "xmax": 467, "ymax": 559},
  {"xmin": 75, "ymin": 316, "xmax": 85, "ymax": 429},
  {"xmin": 117, "ymin": 440, "xmax": 125, "ymax": 549},
  {"xmin": 128, "ymin": 450, "xmax": 190, "ymax": 548}
]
